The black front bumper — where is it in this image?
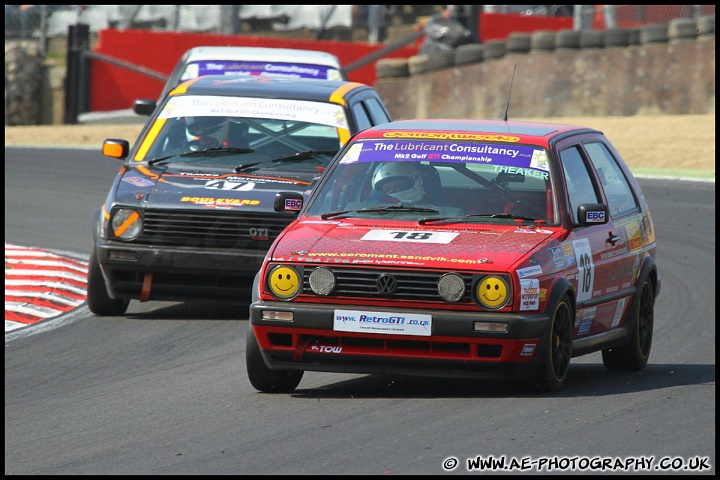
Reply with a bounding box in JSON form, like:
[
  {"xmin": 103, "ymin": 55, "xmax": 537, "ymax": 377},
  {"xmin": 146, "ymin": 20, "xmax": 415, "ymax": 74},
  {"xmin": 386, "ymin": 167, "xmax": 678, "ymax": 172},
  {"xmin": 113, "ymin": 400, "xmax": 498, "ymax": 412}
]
[
  {"xmin": 96, "ymin": 240, "xmax": 263, "ymax": 302},
  {"xmin": 249, "ymin": 300, "xmax": 552, "ymax": 381}
]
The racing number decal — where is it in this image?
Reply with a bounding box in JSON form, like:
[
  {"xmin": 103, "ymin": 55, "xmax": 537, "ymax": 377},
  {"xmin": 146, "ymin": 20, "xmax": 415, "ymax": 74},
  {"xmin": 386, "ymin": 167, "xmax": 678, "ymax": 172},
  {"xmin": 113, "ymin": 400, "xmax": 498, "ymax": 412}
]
[
  {"xmin": 572, "ymin": 238, "xmax": 594, "ymax": 302},
  {"xmin": 205, "ymin": 179, "xmax": 255, "ymax": 191},
  {"xmin": 361, "ymin": 229, "xmax": 458, "ymax": 244},
  {"xmin": 390, "ymin": 231, "xmax": 432, "ymax": 240}
]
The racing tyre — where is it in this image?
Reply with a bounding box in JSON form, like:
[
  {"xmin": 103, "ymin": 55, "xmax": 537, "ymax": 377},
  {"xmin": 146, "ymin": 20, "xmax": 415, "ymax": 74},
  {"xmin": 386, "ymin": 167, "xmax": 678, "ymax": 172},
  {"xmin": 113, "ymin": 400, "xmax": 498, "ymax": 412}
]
[
  {"xmin": 602, "ymin": 280, "xmax": 654, "ymax": 372},
  {"xmin": 86, "ymin": 249, "xmax": 129, "ymax": 316},
  {"xmin": 246, "ymin": 323, "xmax": 303, "ymax": 393},
  {"xmin": 534, "ymin": 296, "xmax": 573, "ymax": 392}
]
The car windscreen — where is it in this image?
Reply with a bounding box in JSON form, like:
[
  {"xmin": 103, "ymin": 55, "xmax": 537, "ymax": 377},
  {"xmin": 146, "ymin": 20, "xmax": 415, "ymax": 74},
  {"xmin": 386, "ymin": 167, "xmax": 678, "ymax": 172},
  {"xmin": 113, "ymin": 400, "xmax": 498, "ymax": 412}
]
[
  {"xmin": 135, "ymin": 95, "xmax": 348, "ymax": 170},
  {"xmin": 306, "ymin": 137, "xmax": 559, "ymax": 225}
]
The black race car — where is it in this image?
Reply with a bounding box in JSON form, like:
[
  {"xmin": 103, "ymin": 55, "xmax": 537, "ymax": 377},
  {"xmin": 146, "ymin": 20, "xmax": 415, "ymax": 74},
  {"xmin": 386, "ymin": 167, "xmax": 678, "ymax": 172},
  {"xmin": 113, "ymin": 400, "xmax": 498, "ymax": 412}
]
[{"xmin": 88, "ymin": 75, "xmax": 392, "ymax": 316}]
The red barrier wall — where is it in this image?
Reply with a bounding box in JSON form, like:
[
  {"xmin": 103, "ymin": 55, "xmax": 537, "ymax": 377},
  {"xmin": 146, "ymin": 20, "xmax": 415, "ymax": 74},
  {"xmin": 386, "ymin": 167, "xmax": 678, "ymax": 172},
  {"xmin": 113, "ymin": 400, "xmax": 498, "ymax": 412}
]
[
  {"xmin": 479, "ymin": 13, "xmax": 573, "ymax": 42},
  {"xmin": 88, "ymin": 13, "xmax": 583, "ymax": 112},
  {"xmin": 89, "ymin": 29, "xmax": 424, "ymax": 112}
]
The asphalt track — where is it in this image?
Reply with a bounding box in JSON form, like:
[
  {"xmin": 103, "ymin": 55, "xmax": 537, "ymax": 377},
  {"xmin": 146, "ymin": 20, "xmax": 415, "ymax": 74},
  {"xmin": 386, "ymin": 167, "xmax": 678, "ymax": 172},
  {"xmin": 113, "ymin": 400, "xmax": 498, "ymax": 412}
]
[{"xmin": 4, "ymin": 146, "xmax": 716, "ymax": 475}]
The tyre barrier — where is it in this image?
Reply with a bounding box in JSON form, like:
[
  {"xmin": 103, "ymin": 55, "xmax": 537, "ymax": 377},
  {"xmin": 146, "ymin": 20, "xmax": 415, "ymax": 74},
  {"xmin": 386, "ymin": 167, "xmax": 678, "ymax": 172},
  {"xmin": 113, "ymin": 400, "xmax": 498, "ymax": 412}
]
[{"xmin": 375, "ymin": 16, "xmax": 716, "ymax": 79}]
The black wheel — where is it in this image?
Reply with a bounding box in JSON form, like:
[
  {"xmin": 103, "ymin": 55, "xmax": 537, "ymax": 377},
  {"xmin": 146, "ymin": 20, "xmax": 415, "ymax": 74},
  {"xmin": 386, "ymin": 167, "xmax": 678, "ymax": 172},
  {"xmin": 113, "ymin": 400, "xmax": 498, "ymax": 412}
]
[
  {"xmin": 86, "ymin": 249, "xmax": 129, "ymax": 316},
  {"xmin": 602, "ymin": 280, "xmax": 654, "ymax": 372},
  {"xmin": 534, "ymin": 296, "xmax": 573, "ymax": 392},
  {"xmin": 245, "ymin": 323, "xmax": 303, "ymax": 393}
]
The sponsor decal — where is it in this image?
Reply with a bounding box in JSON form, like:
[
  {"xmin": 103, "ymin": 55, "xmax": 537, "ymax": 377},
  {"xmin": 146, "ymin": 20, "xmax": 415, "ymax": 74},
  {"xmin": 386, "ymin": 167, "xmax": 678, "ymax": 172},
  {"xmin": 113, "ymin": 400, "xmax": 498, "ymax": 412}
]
[
  {"xmin": 519, "ymin": 278, "xmax": 540, "ymax": 311},
  {"xmin": 549, "ymin": 246, "xmax": 566, "ymax": 269},
  {"xmin": 309, "ymin": 344, "xmax": 343, "ymax": 353},
  {"xmin": 530, "ymin": 149, "xmax": 550, "ymax": 171},
  {"xmin": 578, "ymin": 307, "xmax": 596, "ymax": 334},
  {"xmin": 334, "ymin": 309, "xmax": 432, "ymax": 336},
  {"xmin": 611, "ymin": 298, "xmax": 627, "ymax": 328},
  {"xmin": 160, "ymin": 95, "xmax": 348, "ymax": 129},
  {"xmin": 521, "ymin": 344, "xmax": 537, "ymax": 356},
  {"xmin": 517, "ymin": 265, "xmax": 543, "ymax": 278},
  {"xmin": 339, "ymin": 140, "xmax": 549, "ymax": 180},
  {"xmin": 586, "ymin": 210, "xmax": 606, "ymax": 223},
  {"xmin": 285, "ymin": 198, "xmax": 302, "ymax": 211},
  {"xmin": 122, "ymin": 176, "xmax": 154, "ymax": 187},
  {"xmin": 180, "ymin": 196, "xmax": 260, "ymax": 207},
  {"xmin": 187, "ymin": 60, "xmax": 337, "ymax": 80},
  {"xmin": 382, "ymin": 131, "xmax": 521, "ymax": 142},
  {"xmin": 561, "ymin": 241, "xmax": 576, "ymax": 266}
]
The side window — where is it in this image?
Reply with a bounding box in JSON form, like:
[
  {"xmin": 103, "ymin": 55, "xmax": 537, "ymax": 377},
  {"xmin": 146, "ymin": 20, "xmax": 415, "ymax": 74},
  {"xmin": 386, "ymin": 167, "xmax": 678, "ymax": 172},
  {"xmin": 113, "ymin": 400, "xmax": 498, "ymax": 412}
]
[
  {"xmin": 351, "ymin": 102, "xmax": 373, "ymax": 131},
  {"xmin": 364, "ymin": 97, "xmax": 392, "ymax": 125},
  {"xmin": 559, "ymin": 146, "xmax": 600, "ymax": 224},
  {"xmin": 584, "ymin": 141, "xmax": 638, "ymax": 216}
]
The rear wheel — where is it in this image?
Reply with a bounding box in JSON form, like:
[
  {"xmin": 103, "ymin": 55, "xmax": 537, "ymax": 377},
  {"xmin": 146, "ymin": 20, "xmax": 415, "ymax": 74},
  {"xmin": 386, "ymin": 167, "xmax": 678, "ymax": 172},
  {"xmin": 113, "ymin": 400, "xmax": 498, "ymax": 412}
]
[
  {"xmin": 86, "ymin": 249, "xmax": 129, "ymax": 316},
  {"xmin": 602, "ymin": 280, "xmax": 654, "ymax": 371},
  {"xmin": 245, "ymin": 322, "xmax": 303, "ymax": 393},
  {"xmin": 534, "ymin": 296, "xmax": 573, "ymax": 392}
]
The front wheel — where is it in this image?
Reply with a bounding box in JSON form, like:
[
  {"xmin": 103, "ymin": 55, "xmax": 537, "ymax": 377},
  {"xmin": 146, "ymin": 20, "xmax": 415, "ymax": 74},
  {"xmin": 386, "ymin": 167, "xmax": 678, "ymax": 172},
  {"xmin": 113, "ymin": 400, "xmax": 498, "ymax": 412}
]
[
  {"xmin": 86, "ymin": 249, "xmax": 129, "ymax": 316},
  {"xmin": 245, "ymin": 323, "xmax": 303, "ymax": 393},
  {"xmin": 602, "ymin": 280, "xmax": 654, "ymax": 372},
  {"xmin": 534, "ymin": 295, "xmax": 574, "ymax": 392}
]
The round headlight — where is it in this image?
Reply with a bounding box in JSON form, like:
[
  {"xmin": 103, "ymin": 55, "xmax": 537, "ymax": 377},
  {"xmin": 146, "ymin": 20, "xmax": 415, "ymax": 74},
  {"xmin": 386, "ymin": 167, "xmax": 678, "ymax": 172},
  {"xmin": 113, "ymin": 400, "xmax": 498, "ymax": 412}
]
[
  {"xmin": 111, "ymin": 209, "xmax": 142, "ymax": 240},
  {"xmin": 437, "ymin": 273, "xmax": 465, "ymax": 302},
  {"xmin": 309, "ymin": 267, "xmax": 335, "ymax": 295},
  {"xmin": 267, "ymin": 265, "xmax": 302, "ymax": 301},
  {"xmin": 476, "ymin": 275, "xmax": 511, "ymax": 310}
]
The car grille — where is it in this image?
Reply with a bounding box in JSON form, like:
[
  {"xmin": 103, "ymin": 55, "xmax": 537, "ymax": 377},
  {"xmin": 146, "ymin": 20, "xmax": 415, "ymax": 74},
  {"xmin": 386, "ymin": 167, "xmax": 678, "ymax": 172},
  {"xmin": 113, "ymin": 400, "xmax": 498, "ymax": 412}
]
[
  {"xmin": 302, "ymin": 267, "xmax": 474, "ymax": 303},
  {"xmin": 137, "ymin": 209, "xmax": 296, "ymax": 249}
]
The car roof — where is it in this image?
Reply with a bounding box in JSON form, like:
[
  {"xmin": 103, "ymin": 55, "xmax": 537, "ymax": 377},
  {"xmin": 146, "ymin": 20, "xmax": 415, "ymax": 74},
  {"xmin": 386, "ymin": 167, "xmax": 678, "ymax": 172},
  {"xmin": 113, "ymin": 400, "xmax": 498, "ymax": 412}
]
[
  {"xmin": 355, "ymin": 118, "xmax": 602, "ymax": 144},
  {"xmin": 171, "ymin": 75, "xmax": 370, "ymax": 103},
  {"xmin": 179, "ymin": 46, "xmax": 344, "ymax": 70}
]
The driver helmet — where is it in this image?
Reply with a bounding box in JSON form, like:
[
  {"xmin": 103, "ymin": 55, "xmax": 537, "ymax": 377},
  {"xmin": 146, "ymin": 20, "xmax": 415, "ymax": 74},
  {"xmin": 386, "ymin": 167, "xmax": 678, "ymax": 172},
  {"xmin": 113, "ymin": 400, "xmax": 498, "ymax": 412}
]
[
  {"xmin": 371, "ymin": 161, "xmax": 425, "ymax": 203},
  {"xmin": 186, "ymin": 116, "xmax": 229, "ymax": 148}
]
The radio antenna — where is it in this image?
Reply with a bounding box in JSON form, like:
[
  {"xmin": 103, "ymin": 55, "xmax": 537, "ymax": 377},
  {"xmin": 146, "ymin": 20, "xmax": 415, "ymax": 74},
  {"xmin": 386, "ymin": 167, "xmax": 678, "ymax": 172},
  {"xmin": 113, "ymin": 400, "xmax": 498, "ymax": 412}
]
[{"xmin": 503, "ymin": 65, "xmax": 517, "ymax": 122}]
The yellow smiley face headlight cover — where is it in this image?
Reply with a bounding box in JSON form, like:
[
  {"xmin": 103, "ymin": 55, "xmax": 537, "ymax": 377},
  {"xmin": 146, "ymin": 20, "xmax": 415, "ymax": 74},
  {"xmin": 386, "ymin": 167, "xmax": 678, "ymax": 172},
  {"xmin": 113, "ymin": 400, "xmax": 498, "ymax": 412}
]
[
  {"xmin": 267, "ymin": 265, "xmax": 302, "ymax": 301},
  {"xmin": 475, "ymin": 275, "xmax": 511, "ymax": 310}
]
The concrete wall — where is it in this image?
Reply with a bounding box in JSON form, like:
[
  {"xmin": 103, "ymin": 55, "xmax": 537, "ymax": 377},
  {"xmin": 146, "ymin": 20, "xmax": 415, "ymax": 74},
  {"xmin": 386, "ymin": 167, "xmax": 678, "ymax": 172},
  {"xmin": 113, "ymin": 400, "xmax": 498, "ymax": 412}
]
[{"xmin": 375, "ymin": 40, "xmax": 715, "ymax": 120}]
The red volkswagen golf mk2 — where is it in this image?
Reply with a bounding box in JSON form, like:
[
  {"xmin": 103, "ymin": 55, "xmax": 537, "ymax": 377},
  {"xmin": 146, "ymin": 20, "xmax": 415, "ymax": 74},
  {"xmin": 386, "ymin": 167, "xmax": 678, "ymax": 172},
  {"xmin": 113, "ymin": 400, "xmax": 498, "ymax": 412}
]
[{"xmin": 247, "ymin": 118, "xmax": 661, "ymax": 393}]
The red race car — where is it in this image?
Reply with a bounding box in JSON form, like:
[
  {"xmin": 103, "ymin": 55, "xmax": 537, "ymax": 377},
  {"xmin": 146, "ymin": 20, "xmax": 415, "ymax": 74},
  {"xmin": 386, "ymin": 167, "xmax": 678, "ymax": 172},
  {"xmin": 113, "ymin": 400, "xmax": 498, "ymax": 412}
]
[{"xmin": 247, "ymin": 118, "xmax": 661, "ymax": 393}]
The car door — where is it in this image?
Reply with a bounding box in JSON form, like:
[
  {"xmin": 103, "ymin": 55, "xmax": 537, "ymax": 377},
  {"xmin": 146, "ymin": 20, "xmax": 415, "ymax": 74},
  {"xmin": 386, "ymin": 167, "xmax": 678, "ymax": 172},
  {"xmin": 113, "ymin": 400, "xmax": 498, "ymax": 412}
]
[
  {"xmin": 556, "ymin": 138, "xmax": 632, "ymax": 338},
  {"xmin": 581, "ymin": 137, "xmax": 644, "ymax": 329}
]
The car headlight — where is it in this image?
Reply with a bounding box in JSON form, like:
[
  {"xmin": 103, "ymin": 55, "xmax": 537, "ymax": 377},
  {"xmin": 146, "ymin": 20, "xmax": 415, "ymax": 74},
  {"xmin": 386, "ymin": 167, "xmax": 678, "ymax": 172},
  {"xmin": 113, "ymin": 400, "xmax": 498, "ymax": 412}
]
[
  {"xmin": 475, "ymin": 275, "xmax": 511, "ymax": 310},
  {"xmin": 308, "ymin": 267, "xmax": 335, "ymax": 295},
  {"xmin": 437, "ymin": 273, "xmax": 465, "ymax": 302},
  {"xmin": 267, "ymin": 265, "xmax": 302, "ymax": 301},
  {"xmin": 111, "ymin": 208, "xmax": 142, "ymax": 241}
]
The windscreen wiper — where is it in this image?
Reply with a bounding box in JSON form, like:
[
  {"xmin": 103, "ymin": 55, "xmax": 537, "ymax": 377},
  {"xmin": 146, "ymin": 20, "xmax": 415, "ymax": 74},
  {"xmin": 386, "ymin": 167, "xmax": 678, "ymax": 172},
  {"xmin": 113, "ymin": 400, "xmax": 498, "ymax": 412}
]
[
  {"xmin": 268, "ymin": 150, "xmax": 338, "ymax": 162},
  {"xmin": 418, "ymin": 213, "xmax": 537, "ymax": 225},
  {"xmin": 236, "ymin": 150, "xmax": 338, "ymax": 172},
  {"xmin": 147, "ymin": 147, "xmax": 254, "ymax": 165}
]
